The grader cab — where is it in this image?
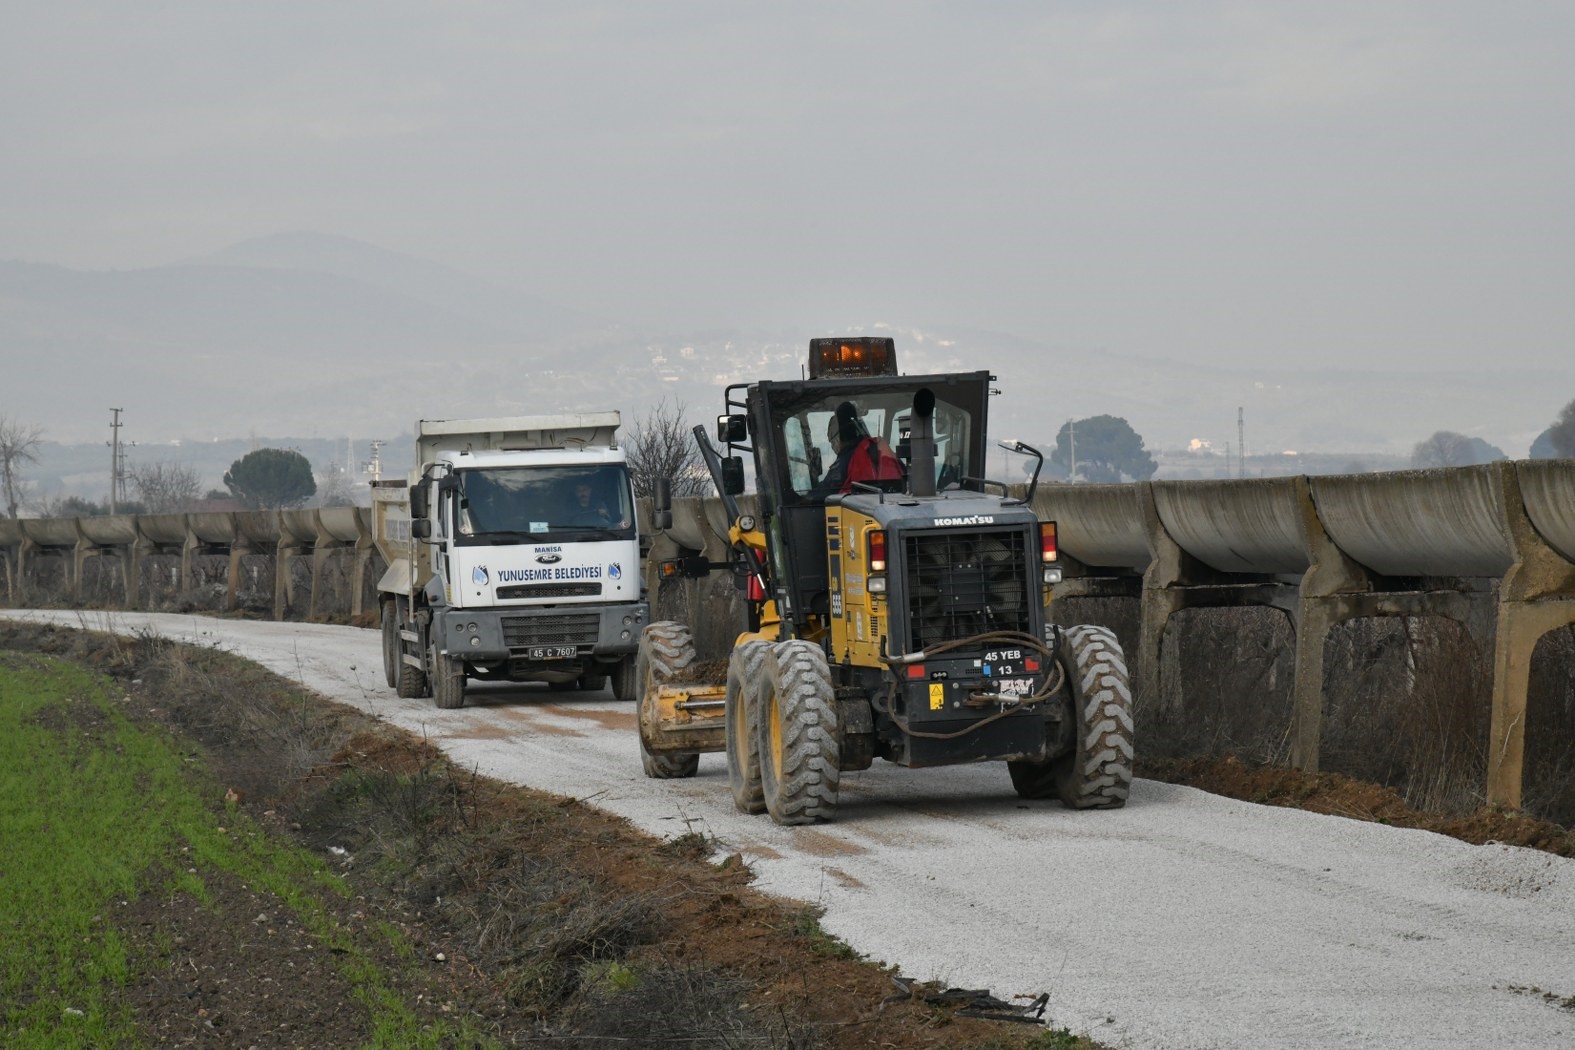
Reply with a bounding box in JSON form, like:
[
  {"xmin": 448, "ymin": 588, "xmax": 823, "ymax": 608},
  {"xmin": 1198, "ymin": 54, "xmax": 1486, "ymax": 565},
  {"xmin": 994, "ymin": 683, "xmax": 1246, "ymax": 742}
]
[{"xmin": 637, "ymin": 337, "xmax": 1133, "ymax": 825}]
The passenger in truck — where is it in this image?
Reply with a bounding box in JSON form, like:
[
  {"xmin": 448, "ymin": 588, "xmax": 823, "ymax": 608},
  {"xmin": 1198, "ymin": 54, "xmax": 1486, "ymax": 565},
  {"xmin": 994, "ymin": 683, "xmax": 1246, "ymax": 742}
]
[{"xmin": 563, "ymin": 481, "xmax": 610, "ymax": 526}]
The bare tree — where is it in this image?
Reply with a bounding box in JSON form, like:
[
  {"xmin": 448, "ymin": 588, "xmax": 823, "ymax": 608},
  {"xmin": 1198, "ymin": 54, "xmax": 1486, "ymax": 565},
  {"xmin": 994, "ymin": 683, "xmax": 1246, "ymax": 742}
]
[
  {"xmin": 0, "ymin": 416, "xmax": 44, "ymax": 518},
  {"xmin": 1550, "ymin": 398, "xmax": 1575, "ymax": 458},
  {"xmin": 127, "ymin": 460, "xmax": 204, "ymax": 514},
  {"xmin": 1411, "ymin": 430, "xmax": 1473, "ymax": 468},
  {"xmin": 624, "ymin": 399, "xmax": 712, "ymax": 499}
]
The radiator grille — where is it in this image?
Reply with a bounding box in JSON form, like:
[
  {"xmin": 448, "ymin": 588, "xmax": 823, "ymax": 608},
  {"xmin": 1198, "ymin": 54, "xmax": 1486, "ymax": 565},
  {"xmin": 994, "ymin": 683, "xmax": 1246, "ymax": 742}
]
[
  {"xmin": 501, "ymin": 612, "xmax": 601, "ymax": 651},
  {"xmin": 497, "ymin": 582, "xmax": 602, "ymax": 600},
  {"xmin": 902, "ymin": 529, "xmax": 1033, "ymax": 650}
]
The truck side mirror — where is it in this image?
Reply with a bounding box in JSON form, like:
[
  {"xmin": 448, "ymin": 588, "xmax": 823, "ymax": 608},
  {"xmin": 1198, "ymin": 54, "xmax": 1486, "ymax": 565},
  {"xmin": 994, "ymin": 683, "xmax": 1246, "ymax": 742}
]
[
  {"xmin": 717, "ymin": 414, "xmax": 748, "ymax": 443},
  {"xmin": 409, "ymin": 483, "xmax": 429, "ymax": 519},
  {"xmin": 411, "ymin": 518, "xmax": 432, "ymax": 540},
  {"xmin": 720, "ymin": 456, "xmax": 745, "ymax": 496},
  {"xmin": 652, "ymin": 477, "xmax": 673, "ymax": 530}
]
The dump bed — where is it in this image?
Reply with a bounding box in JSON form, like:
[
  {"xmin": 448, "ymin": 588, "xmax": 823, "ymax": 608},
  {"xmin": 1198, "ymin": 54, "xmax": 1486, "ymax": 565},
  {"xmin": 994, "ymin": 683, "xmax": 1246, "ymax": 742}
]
[{"xmin": 415, "ymin": 413, "xmax": 621, "ymax": 475}]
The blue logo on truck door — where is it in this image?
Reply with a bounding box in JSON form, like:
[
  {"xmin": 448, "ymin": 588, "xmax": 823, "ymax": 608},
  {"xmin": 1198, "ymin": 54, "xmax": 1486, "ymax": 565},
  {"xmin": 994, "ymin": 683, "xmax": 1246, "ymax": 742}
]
[{"xmin": 472, "ymin": 565, "xmax": 489, "ymax": 586}]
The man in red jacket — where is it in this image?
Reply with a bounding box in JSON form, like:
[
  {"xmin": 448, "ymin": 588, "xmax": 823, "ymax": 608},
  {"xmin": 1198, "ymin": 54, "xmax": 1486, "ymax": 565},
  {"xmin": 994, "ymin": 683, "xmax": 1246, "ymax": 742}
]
[{"xmin": 810, "ymin": 401, "xmax": 904, "ymax": 500}]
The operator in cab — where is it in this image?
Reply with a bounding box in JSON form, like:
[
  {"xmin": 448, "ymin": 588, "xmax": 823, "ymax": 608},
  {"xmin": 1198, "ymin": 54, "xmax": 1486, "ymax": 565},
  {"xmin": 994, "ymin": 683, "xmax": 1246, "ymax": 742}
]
[{"xmin": 808, "ymin": 401, "xmax": 903, "ymax": 501}]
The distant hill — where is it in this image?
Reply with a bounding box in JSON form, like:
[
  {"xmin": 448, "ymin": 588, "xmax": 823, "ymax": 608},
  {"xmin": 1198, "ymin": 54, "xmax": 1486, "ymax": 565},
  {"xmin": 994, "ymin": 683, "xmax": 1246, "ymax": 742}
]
[
  {"xmin": 193, "ymin": 231, "xmax": 587, "ymax": 341},
  {"xmin": 5, "ymin": 234, "xmax": 1570, "ymax": 484}
]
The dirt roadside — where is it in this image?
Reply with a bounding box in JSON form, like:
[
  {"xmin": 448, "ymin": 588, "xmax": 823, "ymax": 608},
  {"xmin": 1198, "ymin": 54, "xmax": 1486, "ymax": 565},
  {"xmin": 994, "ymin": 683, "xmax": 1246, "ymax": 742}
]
[{"xmin": 3, "ymin": 621, "xmax": 1095, "ymax": 1049}]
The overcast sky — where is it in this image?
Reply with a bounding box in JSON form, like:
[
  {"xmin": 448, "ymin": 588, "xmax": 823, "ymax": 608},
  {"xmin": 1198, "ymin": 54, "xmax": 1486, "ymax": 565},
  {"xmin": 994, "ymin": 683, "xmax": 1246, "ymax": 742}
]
[{"xmin": 4, "ymin": 1, "xmax": 1573, "ymax": 374}]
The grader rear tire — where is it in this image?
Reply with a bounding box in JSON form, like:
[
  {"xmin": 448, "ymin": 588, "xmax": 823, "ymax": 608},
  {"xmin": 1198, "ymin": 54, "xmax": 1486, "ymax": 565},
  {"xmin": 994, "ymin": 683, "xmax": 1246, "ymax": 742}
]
[
  {"xmin": 757, "ymin": 640, "xmax": 840, "ymax": 825},
  {"xmin": 637, "ymin": 621, "xmax": 701, "ymax": 779},
  {"xmin": 1010, "ymin": 624, "xmax": 1132, "ymax": 808},
  {"xmin": 725, "ymin": 640, "xmax": 773, "ymax": 814}
]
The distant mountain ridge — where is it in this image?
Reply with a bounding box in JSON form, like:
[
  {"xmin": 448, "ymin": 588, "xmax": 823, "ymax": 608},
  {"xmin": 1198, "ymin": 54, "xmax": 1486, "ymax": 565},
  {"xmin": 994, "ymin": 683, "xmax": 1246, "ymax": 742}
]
[{"xmin": 193, "ymin": 231, "xmax": 587, "ymax": 340}]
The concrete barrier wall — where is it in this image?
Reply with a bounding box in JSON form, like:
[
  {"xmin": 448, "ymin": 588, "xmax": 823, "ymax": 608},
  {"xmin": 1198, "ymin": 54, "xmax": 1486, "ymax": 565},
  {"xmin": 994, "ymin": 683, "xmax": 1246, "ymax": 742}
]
[
  {"xmin": 1152, "ymin": 477, "xmax": 1311, "ymax": 575},
  {"xmin": 138, "ymin": 513, "xmax": 189, "ymax": 546},
  {"xmin": 1518, "ymin": 460, "xmax": 1575, "ymax": 564},
  {"xmin": 1033, "ymin": 483, "xmax": 1148, "ymax": 570},
  {"xmin": 1309, "ymin": 466, "xmax": 1514, "ymax": 578}
]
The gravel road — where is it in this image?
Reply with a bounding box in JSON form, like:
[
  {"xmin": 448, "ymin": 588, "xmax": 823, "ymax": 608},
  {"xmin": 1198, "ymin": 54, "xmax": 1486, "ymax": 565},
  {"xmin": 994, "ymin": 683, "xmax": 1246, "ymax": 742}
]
[{"xmin": 8, "ymin": 609, "xmax": 1573, "ymax": 1050}]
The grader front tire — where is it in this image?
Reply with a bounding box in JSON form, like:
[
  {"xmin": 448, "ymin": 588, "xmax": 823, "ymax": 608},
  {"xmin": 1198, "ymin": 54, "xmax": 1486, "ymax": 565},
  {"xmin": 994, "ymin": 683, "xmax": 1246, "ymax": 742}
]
[
  {"xmin": 1009, "ymin": 624, "xmax": 1133, "ymax": 808},
  {"xmin": 637, "ymin": 621, "xmax": 701, "ymax": 779},
  {"xmin": 757, "ymin": 640, "xmax": 840, "ymax": 825}
]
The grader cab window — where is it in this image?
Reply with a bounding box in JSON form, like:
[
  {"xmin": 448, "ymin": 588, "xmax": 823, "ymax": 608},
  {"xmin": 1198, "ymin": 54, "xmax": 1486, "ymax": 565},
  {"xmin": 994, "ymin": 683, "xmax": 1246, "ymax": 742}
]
[{"xmin": 777, "ymin": 392, "xmax": 975, "ymax": 501}]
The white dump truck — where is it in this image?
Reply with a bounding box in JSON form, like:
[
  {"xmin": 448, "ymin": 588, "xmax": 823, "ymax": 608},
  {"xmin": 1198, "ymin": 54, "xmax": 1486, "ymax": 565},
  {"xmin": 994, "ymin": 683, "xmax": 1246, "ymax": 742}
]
[{"xmin": 372, "ymin": 413, "xmax": 648, "ymax": 708}]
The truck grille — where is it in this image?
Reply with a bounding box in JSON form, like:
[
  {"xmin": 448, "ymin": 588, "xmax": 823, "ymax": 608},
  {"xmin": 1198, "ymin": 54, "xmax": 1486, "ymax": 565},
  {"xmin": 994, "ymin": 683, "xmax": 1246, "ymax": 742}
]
[
  {"xmin": 902, "ymin": 529, "xmax": 1034, "ymax": 650},
  {"xmin": 497, "ymin": 582, "xmax": 602, "ymax": 600},
  {"xmin": 501, "ymin": 612, "xmax": 601, "ymax": 651}
]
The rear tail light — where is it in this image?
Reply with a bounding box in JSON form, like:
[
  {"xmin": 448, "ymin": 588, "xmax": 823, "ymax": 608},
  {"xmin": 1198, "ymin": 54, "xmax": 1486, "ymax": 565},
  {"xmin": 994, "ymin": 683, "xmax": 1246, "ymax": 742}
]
[
  {"xmin": 1040, "ymin": 521, "xmax": 1058, "ymax": 563},
  {"xmin": 868, "ymin": 529, "xmax": 887, "ymax": 573}
]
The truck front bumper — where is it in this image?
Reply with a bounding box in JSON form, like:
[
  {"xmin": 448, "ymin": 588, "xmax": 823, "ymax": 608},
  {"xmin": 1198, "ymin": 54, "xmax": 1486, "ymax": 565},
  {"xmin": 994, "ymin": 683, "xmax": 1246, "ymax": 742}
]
[{"xmin": 432, "ymin": 602, "xmax": 648, "ymax": 662}]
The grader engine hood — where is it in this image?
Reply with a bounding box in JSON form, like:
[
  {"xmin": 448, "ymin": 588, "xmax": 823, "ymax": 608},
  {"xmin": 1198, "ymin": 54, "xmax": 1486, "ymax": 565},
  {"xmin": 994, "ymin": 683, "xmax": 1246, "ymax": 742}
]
[{"xmin": 827, "ymin": 491, "xmax": 1045, "ymax": 658}]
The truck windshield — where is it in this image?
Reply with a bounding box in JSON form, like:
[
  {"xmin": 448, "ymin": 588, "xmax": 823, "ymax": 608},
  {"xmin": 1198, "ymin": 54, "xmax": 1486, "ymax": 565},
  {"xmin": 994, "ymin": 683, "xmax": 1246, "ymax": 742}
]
[{"xmin": 455, "ymin": 464, "xmax": 635, "ymax": 540}]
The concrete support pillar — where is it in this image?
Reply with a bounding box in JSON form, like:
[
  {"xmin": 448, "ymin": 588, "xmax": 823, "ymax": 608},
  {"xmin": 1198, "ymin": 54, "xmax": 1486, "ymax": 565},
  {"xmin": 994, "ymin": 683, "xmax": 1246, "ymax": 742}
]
[
  {"xmin": 276, "ymin": 543, "xmax": 303, "ymax": 621},
  {"xmin": 1488, "ymin": 600, "xmax": 1575, "ymax": 808},
  {"xmin": 72, "ymin": 541, "xmax": 93, "ymax": 606},
  {"xmin": 225, "ymin": 545, "xmax": 246, "ymax": 612},
  {"xmin": 1483, "ymin": 460, "xmax": 1575, "ymax": 808},
  {"xmin": 1289, "ymin": 599, "xmax": 1340, "ymax": 771},
  {"xmin": 349, "ymin": 514, "xmax": 375, "ymax": 619},
  {"xmin": 351, "ymin": 545, "xmax": 373, "ymax": 619},
  {"xmin": 181, "ymin": 531, "xmax": 199, "ymax": 596},
  {"xmin": 126, "ymin": 542, "xmax": 148, "ymax": 609},
  {"xmin": 16, "ymin": 537, "xmax": 35, "ymax": 604}
]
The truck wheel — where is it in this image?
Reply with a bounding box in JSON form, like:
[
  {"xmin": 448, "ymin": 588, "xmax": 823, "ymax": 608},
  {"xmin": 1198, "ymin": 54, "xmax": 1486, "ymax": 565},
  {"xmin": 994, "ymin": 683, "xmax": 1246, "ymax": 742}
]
[
  {"xmin": 611, "ymin": 654, "xmax": 638, "ymax": 702},
  {"xmin": 725, "ymin": 640, "xmax": 773, "ymax": 814},
  {"xmin": 1010, "ymin": 624, "xmax": 1132, "ymax": 808},
  {"xmin": 395, "ymin": 626, "xmax": 428, "ymax": 699},
  {"xmin": 637, "ymin": 621, "xmax": 699, "ymax": 778},
  {"xmin": 430, "ymin": 643, "xmax": 467, "ymax": 710},
  {"xmin": 757, "ymin": 640, "xmax": 840, "ymax": 825},
  {"xmin": 380, "ymin": 601, "xmax": 399, "ymax": 688}
]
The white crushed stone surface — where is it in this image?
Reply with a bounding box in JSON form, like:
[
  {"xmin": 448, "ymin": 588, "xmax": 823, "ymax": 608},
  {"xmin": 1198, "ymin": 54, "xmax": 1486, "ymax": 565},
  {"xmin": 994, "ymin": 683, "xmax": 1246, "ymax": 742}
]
[{"xmin": 7, "ymin": 609, "xmax": 1574, "ymax": 1049}]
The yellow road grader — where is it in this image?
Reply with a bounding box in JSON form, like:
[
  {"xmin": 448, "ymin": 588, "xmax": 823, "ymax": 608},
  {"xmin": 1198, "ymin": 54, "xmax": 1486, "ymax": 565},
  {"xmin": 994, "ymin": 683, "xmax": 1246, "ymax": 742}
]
[{"xmin": 638, "ymin": 337, "xmax": 1132, "ymax": 825}]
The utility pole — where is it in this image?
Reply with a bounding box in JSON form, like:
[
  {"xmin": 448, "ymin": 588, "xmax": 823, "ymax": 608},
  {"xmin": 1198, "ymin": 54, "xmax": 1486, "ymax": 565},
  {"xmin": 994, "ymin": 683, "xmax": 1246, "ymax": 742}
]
[
  {"xmin": 1238, "ymin": 407, "xmax": 1245, "ymax": 479},
  {"xmin": 108, "ymin": 408, "xmax": 123, "ymax": 514},
  {"xmin": 1067, "ymin": 418, "xmax": 1077, "ymax": 482},
  {"xmin": 363, "ymin": 440, "xmax": 384, "ymax": 483}
]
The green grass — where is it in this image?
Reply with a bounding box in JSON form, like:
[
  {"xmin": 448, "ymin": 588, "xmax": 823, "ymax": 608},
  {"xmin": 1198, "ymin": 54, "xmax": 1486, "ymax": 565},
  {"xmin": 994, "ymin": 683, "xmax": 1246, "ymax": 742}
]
[{"xmin": 0, "ymin": 651, "xmax": 493, "ymax": 1049}]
